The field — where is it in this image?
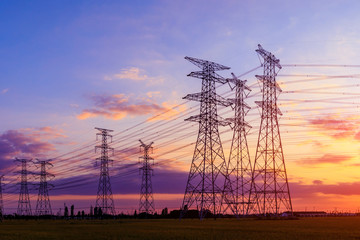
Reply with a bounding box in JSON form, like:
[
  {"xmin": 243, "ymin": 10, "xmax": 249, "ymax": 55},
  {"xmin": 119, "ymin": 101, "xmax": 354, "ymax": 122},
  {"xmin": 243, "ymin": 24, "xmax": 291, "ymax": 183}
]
[{"xmin": 1, "ymin": 217, "xmax": 360, "ymax": 239}]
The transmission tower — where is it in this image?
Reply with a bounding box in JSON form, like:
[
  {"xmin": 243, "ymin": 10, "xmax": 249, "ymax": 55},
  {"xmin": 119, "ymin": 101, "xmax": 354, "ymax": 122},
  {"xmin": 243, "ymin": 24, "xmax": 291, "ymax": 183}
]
[
  {"xmin": 138, "ymin": 140, "xmax": 155, "ymax": 215},
  {"xmin": 0, "ymin": 175, "xmax": 4, "ymax": 219},
  {"xmin": 95, "ymin": 127, "xmax": 115, "ymax": 215},
  {"xmin": 180, "ymin": 56, "xmax": 232, "ymax": 220},
  {"xmin": 222, "ymin": 73, "xmax": 252, "ymax": 216},
  {"xmin": 15, "ymin": 158, "xmax": 32, "ymax": 216},
  {"xmin": 248, "ymin": 44, "xmax": 293, "ymax": 216},
  {"xmin": 35, "ymin": 159, "xmax": 54, "ymax": 216}
]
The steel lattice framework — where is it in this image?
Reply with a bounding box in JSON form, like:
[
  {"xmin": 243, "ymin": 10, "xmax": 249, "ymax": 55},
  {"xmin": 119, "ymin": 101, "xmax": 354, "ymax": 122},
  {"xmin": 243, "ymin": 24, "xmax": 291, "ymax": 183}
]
[
  {"xmin": 15, "ymin": 158, "xmax": 32, "ymax": 216},
  {"xmin": 0, "ymin": 175, "xmax": 4, "ymax": 219},
  {"xmin": 248, "ymin": 44, "xmax": 293, "ymax": 216},
  {"xmin": 138, "ymin": 140, "xmax": 155, "ymax": 214},
  {"xmin": 95, "ymin": 127, "xmax": 116, "ymax": 215},
  {"xmin": 180, "ymin": 56, "xmax": 232, "ymax": 219},
  {"xmin": 222, "ymin": 73, "xmax": 252, "ymax": 216},
  {"xmin": 35, "ymin": 159, "xmax": 54, "ymax": 216}
]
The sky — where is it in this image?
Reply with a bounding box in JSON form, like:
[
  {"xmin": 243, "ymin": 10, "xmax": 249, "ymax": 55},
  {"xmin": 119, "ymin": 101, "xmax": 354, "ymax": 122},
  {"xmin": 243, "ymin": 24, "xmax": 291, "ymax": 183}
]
[{"xmin": 1, "ymin": 0, "xmax": 360, "ymax": 214}]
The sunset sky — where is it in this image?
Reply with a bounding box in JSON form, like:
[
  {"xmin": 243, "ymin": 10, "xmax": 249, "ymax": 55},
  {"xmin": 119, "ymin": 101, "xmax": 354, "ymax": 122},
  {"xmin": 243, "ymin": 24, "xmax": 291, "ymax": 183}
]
[{"xmin": 1, "ymin": 0, "xmax": 360, "ymax": 214}]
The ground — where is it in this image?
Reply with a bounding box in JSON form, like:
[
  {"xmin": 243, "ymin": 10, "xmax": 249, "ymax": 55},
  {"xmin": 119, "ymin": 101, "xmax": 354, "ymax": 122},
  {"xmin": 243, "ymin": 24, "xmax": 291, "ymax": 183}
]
[{"xmin": 1, "ymin": 217, "xmax": 360, "ymax": 239}]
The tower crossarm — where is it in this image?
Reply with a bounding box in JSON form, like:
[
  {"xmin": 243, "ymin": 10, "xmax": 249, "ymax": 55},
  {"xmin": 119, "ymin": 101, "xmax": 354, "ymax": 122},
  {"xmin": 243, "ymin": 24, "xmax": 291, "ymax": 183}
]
[
  {"xmin": 185, "ymin": 114, "xmax": 231, "ymax": 126},
  {"xmin": 188, "ymin": 71, "xmax": 228, "ymax": 84},
  {"xmin": 185, "ymin": 56, "xmax": 230, "ymax": 71},
  {"xmin": 225, "ymin": 118, "xmax": 252, "ymax": 129},
  {"xmin": 256, "ymin": 44, "xmax": 282, "ymax": 69},
  {"xmin": 255, "ymin": 101, "xmax": 283, "ymax": 116},
  {"xmin": 183, "ymin": 92, "xmax": 233, "ymax": 107},
  {"xmin": 227, "ymin": 74, "xmax": 251, "ymax": 92},
  {"xmin": 95, "ymin": 127, "xmax": 114, "ymax": 132},
  {"xmin": 227, "ymin": 98, "xmax": 251, "ymax": 110},
  {"xmin": 255, "ymin": 75, "xmax": 282, "ymax": 92}
]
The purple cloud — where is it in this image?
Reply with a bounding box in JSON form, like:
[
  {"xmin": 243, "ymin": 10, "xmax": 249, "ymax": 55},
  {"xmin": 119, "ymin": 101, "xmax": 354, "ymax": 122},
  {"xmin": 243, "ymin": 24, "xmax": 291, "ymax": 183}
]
[
  {"xmin": 77, "ymin": 94, "xmax": 168, "ymax": 120},
  {"xmin": 0, "ymin": 127, "xmax": 66, "ymax": 172}
]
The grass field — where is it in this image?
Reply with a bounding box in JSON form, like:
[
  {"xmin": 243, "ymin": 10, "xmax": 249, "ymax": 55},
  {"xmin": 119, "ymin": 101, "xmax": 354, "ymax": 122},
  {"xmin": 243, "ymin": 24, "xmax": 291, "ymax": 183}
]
[{"xmin": 1, "ymin": 217, "xmax": 360, "ymax": 239}]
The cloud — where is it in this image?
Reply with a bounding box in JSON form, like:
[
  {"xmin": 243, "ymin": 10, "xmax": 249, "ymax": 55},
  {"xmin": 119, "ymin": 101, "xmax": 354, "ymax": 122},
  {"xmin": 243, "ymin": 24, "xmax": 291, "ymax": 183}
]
[
  {"xmin": 70, "ymin": 103, "xmax": 79, "ymax": 108},
  {"xmin": 113, "ymin": 67, "xmax": 148, "ymax": 81},
  {"xmin": 308, "ymin": 115, "xmax": 358, "ymax": 139},
  {"xmin": 0, "ymin": 127, "xmax": 67, "ymax": 167},
  {"xmin": 290, "ymin": 181, "xmax": 360, "ymax": 197},
  {"xmin": 354, "ymin": 131, "xmax": 360, "ymax": 141},
  {"xmin": 50, "ymin": 166, "xmax": 188, "ymax": 196},
  {"xmin": 146, "ymin": 91, "xmax": 161, "ymax": 98},
  {"xmin": 0, "ymin": 130, "xmax": 53, "ymax": 164},
  {"xmin": 1, "ymin": 88, "xmax": 9, "ymax": 94},
  {"xmin": 77, "ymin": 93, "xmax": 185, "ymax": 121},
  {"xmin": 298, "ymin": 139, "xmax": 328, "ymax": 148},
  {"xmin": 312, "ymin": 180, "xmax": 323, "ymax": 185},
  {"xmin": 104, "ymin": 67, "xmax": 164, "ymax": 85},
  {"xmin": 298, "ymin": 154, "xmax": 352, "ymax": 165}
]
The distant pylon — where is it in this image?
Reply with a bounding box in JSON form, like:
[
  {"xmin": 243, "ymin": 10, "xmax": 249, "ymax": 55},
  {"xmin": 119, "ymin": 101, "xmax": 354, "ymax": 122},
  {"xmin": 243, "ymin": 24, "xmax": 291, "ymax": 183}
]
[
  {"xmin": 15, "ymin": 158, "xmax": 32, "ymax": 216},
  {"xmin": 138, "ymin": 140, "xmax": 155, "ymax": 215},
  {"xmin": 180, "ymin": 56, "xmax": 232, "ymax": 220},
  {"xmin": 222, "ymin": 73, "xmax": 252, "ymax": 216},
  {"xmin": 35, "ymin": 159, "xmax": 54, "ymax": 216},
  {"xmin": 95, "ymin": 127, "xmax": 115, "ymax": 215},
  {"xmin": 248, "ymin": 44, "xmax": 293, "ymax": 216},
  {"xmin": 0, "ymin": 175, "xmax": 4, "ymax": 218}
]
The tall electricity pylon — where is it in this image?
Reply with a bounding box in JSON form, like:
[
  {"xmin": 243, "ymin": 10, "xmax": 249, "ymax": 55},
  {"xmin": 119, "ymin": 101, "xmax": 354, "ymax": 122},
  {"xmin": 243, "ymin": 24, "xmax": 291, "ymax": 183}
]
[
  {"xmin": 35, "ymin": 159, "xmax": 54, "ymax": 216},
  {"xmin": 138, "ymin": 140, "xmax": 155, "ymax": 215},
  {"xmin": 95, "ymin": 127, "xmax": 116, "ymax": 215},
  {"xmin": 180, "ymin": 56, "xmax": 232, "ymax": 220},
  {"xmin": 222, "ymin": 73, "xmax": 252, "ymax": 216},
  {"xmin": 15, "ymin": 158, "xmax": 32, "ymax": 216},
  {"xmin": 248, "ymin": 44, "xmax": 293, "ymax": 216},
  {"xmin": 0, "ymin": 175, "xmax": 4, "ymax": 218}
]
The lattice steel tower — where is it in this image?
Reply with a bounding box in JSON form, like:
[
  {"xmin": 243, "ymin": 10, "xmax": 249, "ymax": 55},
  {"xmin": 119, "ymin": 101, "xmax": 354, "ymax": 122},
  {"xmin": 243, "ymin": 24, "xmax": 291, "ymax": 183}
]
[
  {"xmin": 95, "ymin": 127, "xmax": 115, "ymax": 215},
  {"xmin": 180, "ymin": 56, "xmax": 232, "ymax": 219},
  {"xmin": 35, "ymin": 159, "xmax": 54, "ymax": 216},
  {"xmin": 0, "ymin": 175, "xmax": 4, "ymax": 218},
  {"xmin": 248, "ymin": 44, "xmax": 293, "ymax": 216},
  {"xmin": 222, "ymin": 73, "xmax": 252, "ymax": 216},
  {"xmin": 15, "ymin": 158, "xmax": 32, "ymax": 216},
  {"xmin": 138, "ymin": 140, "xmax": 155, "ymax": 214}
]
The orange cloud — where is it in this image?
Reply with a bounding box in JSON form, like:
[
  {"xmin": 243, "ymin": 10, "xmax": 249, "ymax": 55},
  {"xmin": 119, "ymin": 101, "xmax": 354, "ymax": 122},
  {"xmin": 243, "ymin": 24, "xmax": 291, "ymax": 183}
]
[
  {"xmin": 291, "ymin": 181, "xmax": 360, "ymax": 196},
  {"xmin": 297, "ymin": 154, "xmax": 352, "ymax": 165},
  {"xmin": 354, "ymin": 131, "xmax": 360, "ymax": 141},
  {"xmin": 147, "ymin": 102, "xmax": 187, "ymax": 122},
  {"xmin": 77, "ymin": 93, "xmax": 183, "ymax": 121},
  {"xmin": 104, "ymin": 67, "xmax": 164, "ymax": 85},
  {"xmin": 308, "ymin": 115, "xmax": 359, "ymax": 139}
]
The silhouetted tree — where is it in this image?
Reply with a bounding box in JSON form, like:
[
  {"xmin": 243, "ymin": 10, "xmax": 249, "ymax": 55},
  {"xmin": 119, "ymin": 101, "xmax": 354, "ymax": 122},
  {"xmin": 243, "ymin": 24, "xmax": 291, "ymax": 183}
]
[
  {"xmin": 64, "ymin": 206, "xmax": 69, "ymax": 218},
  {"xmin": 94, "ymin": 207, "xmax": 98, "ymax": 216},
  {"xmin": 71, "ymin": 205, "xmax": 74, "ymax": 218},
  {"xmin": 161, "ymin": 207, "xmax": 168, "ymax": 216},
  {"xmin": 82, "ymin": 210, "xmax": 85, "ymax": 219},
  {"xmin": 90, "ymin": 205, "xmax": 93, "ymax": 216}
]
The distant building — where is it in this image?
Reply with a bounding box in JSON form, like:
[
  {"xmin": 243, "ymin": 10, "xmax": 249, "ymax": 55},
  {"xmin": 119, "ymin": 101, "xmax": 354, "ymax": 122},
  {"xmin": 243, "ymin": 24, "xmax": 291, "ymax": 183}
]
[{"xmin": 283, "ymin": 211, "xmax": 327, "ymax": 217}]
